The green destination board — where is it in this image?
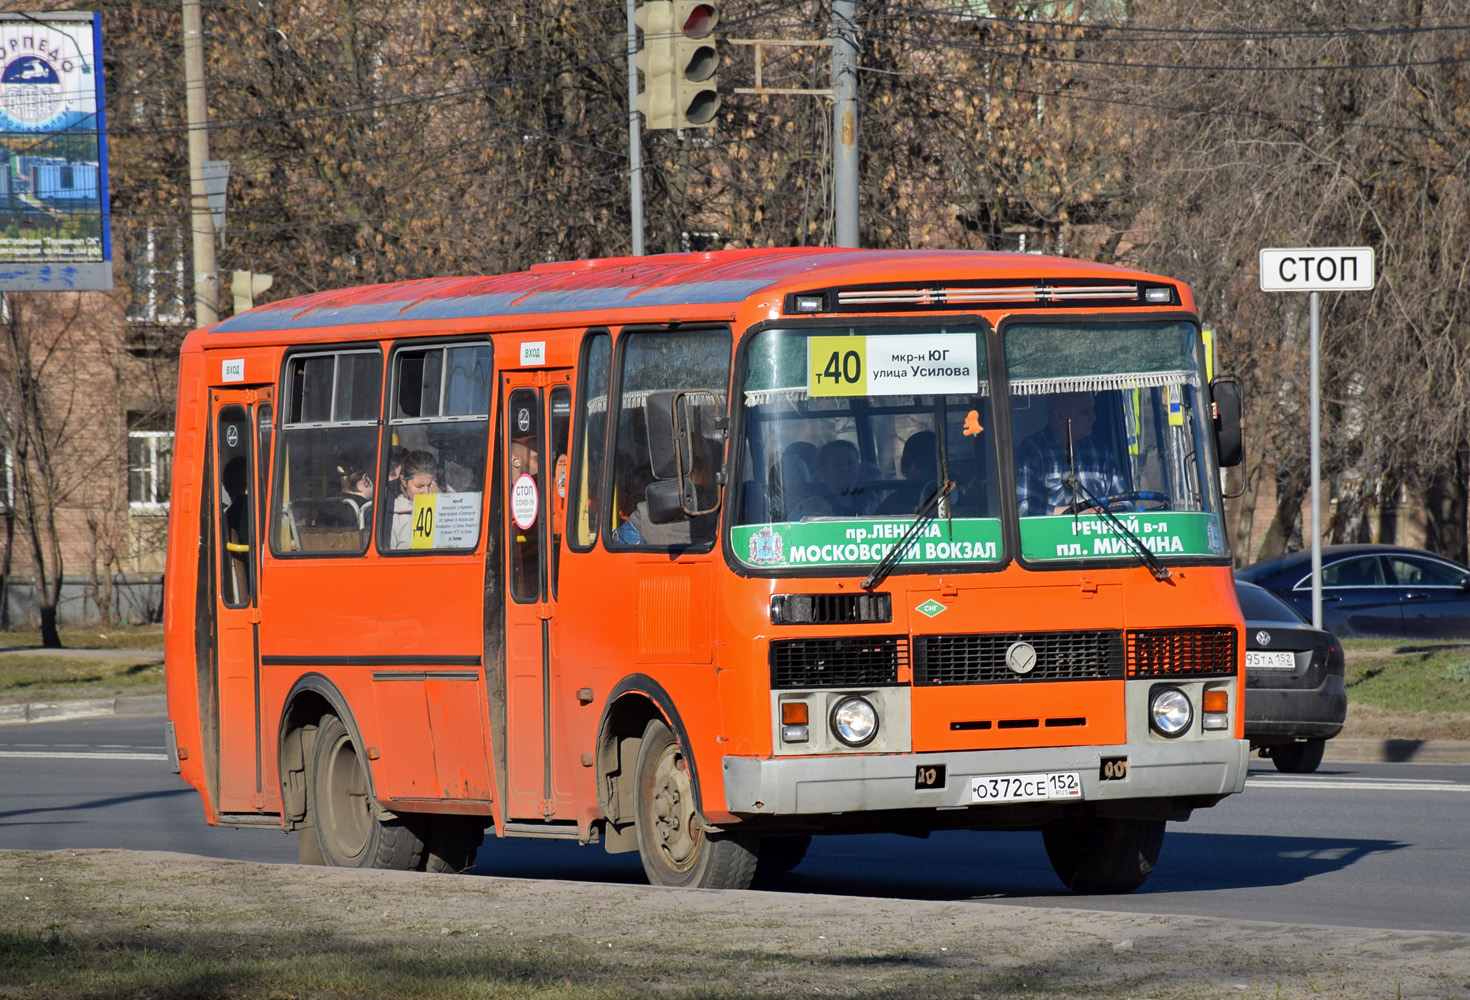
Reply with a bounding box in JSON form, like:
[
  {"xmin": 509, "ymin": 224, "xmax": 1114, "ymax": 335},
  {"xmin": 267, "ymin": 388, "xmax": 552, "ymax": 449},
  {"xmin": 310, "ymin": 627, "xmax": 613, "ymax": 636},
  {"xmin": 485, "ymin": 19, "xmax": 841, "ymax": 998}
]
[
  {"xmin": 732, "ymin": 517, "xmax": 1003, "ymax": 570},
  {"xmin": 1019, "ymin": 511, "xmax": 1224, "ymax": 561}
]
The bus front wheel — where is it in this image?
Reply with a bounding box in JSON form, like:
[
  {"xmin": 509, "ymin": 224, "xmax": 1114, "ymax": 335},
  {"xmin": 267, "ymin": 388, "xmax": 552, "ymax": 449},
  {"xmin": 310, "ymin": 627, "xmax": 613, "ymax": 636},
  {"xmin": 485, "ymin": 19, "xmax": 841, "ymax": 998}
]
[
  {"xmin": 633, "ymin": 719, "xmax": 757, "ymax": 889},
  {"xmin": 1041, "ymin": 814, "xmax": 1164, "ymax": 894},
  {"xmin": 310, "ymin": 714, "xmax": 424, "ymax": 870}
]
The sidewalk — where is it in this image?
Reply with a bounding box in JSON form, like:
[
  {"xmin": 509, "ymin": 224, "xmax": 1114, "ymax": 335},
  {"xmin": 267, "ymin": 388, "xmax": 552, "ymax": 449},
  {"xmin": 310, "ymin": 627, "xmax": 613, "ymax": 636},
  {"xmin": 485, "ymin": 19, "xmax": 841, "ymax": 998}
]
[{"xmin": 2, "ymin": 690, "xmax": 1468, "ymax": 764}]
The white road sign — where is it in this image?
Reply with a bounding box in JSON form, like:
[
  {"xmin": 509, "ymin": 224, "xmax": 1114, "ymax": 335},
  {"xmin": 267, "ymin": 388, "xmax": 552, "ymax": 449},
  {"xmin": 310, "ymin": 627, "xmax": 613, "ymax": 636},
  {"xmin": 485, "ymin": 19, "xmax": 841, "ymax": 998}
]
[{"xmin": 1259, "ymin": 247, "xmax": 1375, "ymax": 292}]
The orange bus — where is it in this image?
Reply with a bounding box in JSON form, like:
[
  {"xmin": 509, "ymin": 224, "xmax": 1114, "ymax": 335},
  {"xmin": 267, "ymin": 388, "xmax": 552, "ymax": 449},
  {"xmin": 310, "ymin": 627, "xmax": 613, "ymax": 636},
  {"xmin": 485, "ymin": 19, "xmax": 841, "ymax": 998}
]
[{"xmin": 164, "ymin": 247, "xmax": 1248, "ymax": 893}]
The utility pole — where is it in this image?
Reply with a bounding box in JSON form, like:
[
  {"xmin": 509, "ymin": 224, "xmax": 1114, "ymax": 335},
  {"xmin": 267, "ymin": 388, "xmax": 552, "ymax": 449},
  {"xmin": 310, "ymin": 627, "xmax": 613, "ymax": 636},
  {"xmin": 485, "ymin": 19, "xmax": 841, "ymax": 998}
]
[
  {"xmin": 626, "ymin": 0, "xmax": 645, "ymax": 255},
  {"xmin": 831, "ymin": 0, "xmax": 858, "ymax": 248},
  {"xmin": 183, "ymin": 0, "xmax": 218, "ymax": 327}
]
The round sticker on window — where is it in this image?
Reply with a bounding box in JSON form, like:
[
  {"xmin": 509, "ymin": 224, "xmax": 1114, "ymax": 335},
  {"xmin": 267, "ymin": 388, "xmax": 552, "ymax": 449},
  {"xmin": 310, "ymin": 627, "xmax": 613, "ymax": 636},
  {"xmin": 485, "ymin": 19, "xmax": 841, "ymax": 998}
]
[{"xmin": 511, "ymin": 473, "xmax": 538, "ymax": 530}]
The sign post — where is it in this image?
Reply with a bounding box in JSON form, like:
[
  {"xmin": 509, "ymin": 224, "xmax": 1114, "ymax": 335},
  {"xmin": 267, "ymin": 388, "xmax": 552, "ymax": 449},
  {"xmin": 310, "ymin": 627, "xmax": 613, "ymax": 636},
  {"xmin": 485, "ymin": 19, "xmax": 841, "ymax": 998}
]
[{"xmin": 1258, "ymin": 246, "xmax": 1376, "ymax": 628}]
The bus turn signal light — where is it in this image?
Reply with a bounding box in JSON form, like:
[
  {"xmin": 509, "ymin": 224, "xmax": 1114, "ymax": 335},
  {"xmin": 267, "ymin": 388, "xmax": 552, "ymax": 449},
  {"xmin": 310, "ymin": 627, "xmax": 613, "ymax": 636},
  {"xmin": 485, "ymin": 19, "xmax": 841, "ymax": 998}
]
[
  {"xmin": 1202, "ymin": 689, "xmax": 1229, "ymax": 730},
  {"xmin": 781, "ymin": 701, "xmax": 810, "ymax": 743}
]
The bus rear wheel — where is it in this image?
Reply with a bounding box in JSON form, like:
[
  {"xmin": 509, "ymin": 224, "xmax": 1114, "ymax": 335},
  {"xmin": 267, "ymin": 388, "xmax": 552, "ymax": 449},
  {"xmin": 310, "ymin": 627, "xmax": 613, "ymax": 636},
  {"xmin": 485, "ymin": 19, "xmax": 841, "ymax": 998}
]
[
  {"xmin": 310, "ymin": 714, "xmax": 424, "ymax": 870},
  {"xmin": 633, "ymin": 719, "xmax": 757, "ymax": 889},
  {"xmin": 1041, "ymin": 814, "xmax": 1164, "ymax": 894}
]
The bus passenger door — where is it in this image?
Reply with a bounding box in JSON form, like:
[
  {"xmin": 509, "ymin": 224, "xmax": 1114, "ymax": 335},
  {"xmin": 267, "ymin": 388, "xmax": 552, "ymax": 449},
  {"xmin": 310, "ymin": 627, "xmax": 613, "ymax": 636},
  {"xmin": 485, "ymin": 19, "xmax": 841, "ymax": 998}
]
[
  {"xmin": 211, "ymin": 386, "xmax": 273, "ymax": 814},
  {"xmin": 501, "ymin": 371, "xmax": 573, "ymax": 820}
]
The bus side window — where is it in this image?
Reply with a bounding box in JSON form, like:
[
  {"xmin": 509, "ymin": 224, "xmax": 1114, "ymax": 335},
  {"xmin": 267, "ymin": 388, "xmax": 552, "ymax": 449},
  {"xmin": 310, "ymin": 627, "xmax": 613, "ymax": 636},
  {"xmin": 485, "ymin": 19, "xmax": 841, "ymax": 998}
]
[
  {"xmin": 272, "ymin": 350, "xmax": 382, "ymax": 555},
  {"xmin": 381, "ymin": 342, "xmax": 492, "ymax": 553},
  {"xmin": 609, "ymin": 328, "xmax": 730, "ymax": 549},
  {"xmin": 569, "ymin": 331, "xmax": 611, "ymax": 550}
]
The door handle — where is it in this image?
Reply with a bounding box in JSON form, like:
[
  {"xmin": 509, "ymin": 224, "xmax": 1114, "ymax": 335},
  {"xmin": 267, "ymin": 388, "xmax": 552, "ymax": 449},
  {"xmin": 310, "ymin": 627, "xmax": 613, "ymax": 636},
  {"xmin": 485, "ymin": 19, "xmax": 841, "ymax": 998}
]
[{"xmin": 1404, "ymin": 592, "xmax": 1430, "ymax": 601}]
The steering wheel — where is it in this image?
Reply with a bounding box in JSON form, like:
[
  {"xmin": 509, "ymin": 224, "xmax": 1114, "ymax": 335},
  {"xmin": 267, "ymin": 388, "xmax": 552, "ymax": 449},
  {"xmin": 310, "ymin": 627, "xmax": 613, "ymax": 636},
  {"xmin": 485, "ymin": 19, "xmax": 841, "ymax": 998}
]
[{"xmin": 1097, "ymin": 490, "xmax": 1171, "ymax": 512}]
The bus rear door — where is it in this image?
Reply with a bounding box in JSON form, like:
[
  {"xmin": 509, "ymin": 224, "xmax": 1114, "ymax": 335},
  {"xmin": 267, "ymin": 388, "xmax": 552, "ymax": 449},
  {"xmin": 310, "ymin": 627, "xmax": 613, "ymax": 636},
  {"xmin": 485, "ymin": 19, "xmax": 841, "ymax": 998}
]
[
  {"xmin": 501, "ymin": 370, "xmax": 574, "ymax": 821},
  {"xmin": 211, "ymin": 384, "xmax": 274, "ymax": 814}
]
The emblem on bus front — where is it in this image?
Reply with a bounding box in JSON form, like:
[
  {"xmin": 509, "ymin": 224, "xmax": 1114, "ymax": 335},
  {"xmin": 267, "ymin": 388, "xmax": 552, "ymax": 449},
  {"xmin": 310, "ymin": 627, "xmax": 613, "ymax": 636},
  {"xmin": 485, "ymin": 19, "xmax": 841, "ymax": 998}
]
[
  {"xmin": 915, "ymin": 599, "xmax": 945, "ymax": 618},
  {"xmin": 1006, "ymin": 641, "xmax": 1038, "ymax": 675},
  {"xmin": 748, "ymin": 526, "xmax": 784, "ymax": 566}
]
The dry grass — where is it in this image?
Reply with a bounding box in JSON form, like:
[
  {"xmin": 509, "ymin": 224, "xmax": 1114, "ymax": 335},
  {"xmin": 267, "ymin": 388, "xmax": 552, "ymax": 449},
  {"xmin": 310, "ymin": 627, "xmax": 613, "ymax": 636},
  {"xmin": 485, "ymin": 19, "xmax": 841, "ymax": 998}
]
[{"xmin": 3, "ymin": 850, "xmax": 1468, "ymax": 1000}]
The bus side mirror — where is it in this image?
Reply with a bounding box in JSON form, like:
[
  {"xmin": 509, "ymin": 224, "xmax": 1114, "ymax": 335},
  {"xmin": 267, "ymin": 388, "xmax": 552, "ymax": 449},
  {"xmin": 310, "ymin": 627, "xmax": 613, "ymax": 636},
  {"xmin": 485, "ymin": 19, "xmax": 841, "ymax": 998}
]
[
  {"xmin": 645, "ymin": 388, "xmax": 725, "ymax": 520},
  {"xmin": 644, "ymin": 478, "xmax": 686, "ymax": 524},
  {"xmin": 1210, "ymin": 375, "xmax": 1243, "ymax": 468},
  {"xmin": 644, "ymin": 391, "xmax": 684, "ymax": 481}
]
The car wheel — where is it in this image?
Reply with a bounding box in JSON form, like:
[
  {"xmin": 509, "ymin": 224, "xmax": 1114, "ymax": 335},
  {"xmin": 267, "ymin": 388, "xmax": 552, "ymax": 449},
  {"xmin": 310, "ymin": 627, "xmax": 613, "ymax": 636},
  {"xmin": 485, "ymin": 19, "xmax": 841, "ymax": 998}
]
[{"xmin": 1270, "ymin": 738, "xmax": 1326, "ymax": 774}]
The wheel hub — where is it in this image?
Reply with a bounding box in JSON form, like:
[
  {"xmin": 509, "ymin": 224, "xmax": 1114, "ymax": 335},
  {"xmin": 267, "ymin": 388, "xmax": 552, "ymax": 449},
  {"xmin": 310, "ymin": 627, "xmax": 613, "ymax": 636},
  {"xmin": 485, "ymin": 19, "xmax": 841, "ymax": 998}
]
[{"xmin": 651, "ymin": 746, "xmax": 700, "ymax": 870}]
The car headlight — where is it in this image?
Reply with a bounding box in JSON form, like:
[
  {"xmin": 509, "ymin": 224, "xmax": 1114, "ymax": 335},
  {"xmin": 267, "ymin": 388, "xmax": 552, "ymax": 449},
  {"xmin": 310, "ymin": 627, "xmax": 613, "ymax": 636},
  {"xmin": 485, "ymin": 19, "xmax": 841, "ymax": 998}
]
[
  {"xmin": 830, "ymin": 696, "xmax": 879, "ymax": 747},
  {"xmin": 1149, "ymin": 687, "xmax": 1193, "ymax": 738}
]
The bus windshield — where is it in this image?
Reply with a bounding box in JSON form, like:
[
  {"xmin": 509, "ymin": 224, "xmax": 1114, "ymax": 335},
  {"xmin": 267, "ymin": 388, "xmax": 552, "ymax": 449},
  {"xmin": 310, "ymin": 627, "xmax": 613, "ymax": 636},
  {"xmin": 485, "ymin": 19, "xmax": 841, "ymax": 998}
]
[
  {"xmin": 1006, "ymin": 320, "xmax": 1224, "ymax": 563},
  {"xmin": 731, "ymin": 320, "xmax": 1225, "ymax": 571},
  {"xmin": 731, "ymin": 324, "xmax": 1003, "ymax": 573}
]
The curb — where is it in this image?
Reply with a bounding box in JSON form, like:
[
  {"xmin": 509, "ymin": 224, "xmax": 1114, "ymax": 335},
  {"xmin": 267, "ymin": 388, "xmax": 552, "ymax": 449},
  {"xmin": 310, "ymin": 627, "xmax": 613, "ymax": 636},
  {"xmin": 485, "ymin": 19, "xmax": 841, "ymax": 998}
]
[
  {"xmin": 1321, "ymin": 738, "xmax": 1470, "ymax": 765},
  {"xmin": 0, "ymin": 692, "xmax": 166, "ymax": 725}
]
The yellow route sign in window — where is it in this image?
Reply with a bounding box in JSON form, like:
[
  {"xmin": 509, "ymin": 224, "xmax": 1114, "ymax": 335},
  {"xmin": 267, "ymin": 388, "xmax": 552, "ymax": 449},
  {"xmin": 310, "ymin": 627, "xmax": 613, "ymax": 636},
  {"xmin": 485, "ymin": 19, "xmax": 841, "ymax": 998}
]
[{"xmin": 807, "ymin": 333, "xmax": 979, "ymax": 398}]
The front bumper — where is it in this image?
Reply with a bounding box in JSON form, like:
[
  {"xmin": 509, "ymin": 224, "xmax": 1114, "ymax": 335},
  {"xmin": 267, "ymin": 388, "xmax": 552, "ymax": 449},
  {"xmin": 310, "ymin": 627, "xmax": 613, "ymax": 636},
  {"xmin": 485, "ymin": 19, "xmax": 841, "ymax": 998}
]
[{"xmin": 723, "ymin": 738, "xmax": 1249, "ymax": 817}]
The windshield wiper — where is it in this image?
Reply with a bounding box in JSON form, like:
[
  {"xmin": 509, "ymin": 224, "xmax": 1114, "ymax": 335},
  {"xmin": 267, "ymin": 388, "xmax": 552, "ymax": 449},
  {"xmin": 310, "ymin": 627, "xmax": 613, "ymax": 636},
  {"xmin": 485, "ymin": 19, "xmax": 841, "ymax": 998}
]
[
  {"xmin": 1064, "ymin": 473, "xmax": 1173, "ymax": 582},
  {"xmin": 861, "ymin": 480, "xmax": 954, "ymax": 592}
]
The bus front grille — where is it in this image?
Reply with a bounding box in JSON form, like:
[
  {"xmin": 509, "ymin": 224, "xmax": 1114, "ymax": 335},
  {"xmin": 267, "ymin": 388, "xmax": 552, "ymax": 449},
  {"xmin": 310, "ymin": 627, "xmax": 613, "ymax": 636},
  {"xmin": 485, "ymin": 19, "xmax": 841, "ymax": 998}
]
[
  {"xmin": 1125, "ymin": 627, "xmax": 1238, "ymax": 678},
  {"xmin": 912, "ymin": 631, "xmax": 1124, "ymax": 686},
  {"xmin": 769, "ymin": 635, "xmax": 906, "ymax": 689}
]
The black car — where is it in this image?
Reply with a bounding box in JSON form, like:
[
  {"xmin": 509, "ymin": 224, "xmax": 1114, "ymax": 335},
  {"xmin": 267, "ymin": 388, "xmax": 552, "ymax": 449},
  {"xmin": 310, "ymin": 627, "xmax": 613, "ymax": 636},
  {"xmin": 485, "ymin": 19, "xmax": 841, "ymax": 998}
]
[
  {"xmin": 1236, "ymin": 544, "xmax": 1470, "ymax": 638},
  {"xmin": 1237, "ymin": 580, "xmax": 1347, "ymax": 774}
]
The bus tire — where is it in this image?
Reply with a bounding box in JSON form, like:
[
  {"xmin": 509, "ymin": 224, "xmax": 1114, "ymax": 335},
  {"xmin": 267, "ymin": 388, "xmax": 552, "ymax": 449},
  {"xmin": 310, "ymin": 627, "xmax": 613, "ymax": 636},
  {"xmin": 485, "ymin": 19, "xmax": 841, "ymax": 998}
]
[
  {"xmin": 755, "ymin": 835, "xmax": 812, "ymax": 877},
  {"xmin": 633, "ymin": 718, "xmax": 757, "ymax": 889},
  {"xmin": 1041, "ymin": 814, "xmax": 1164, "ymax": 894},
  {"xmin": 1269, "ymin": 739, "xmax": 1325, "ymax": 774},
  {"xmin": 310, "ymin": 713, "xmax": 424, "ymax": 870},
  {"xmin": 423, "ymin": 817, "xmax": 486, "ymax": 874}
]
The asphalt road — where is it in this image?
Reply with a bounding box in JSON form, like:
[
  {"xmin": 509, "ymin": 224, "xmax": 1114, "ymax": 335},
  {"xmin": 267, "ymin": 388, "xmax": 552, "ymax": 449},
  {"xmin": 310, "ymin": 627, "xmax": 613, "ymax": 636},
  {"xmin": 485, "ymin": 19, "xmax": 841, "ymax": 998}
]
[{"xmin": 3, "ymin": 713, "xmax": 1467, "ymax": 933}]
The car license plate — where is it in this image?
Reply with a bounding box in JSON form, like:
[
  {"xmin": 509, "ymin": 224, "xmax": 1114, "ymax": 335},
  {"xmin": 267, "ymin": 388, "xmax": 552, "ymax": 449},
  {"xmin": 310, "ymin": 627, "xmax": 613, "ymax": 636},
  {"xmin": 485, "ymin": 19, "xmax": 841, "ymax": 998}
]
[
  {"xmin": 969, "ymin": 771, "xmax": 1082, "ymax": 804},
  {"xmin": 1246, "ymin": 650, "xmax": 1296, "ymax": 669}
]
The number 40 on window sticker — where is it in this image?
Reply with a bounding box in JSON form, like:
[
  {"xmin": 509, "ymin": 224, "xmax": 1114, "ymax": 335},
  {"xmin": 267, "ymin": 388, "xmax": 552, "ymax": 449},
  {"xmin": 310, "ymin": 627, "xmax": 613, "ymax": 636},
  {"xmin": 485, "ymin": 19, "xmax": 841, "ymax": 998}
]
[{"xmin": 807, "ymin": 333, "xmax": 979, "ymax": 398}]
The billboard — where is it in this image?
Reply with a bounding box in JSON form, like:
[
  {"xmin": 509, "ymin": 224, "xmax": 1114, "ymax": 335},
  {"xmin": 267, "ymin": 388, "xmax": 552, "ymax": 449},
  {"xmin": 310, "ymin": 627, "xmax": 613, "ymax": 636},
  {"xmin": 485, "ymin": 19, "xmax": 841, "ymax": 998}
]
[{"xmin": 0, "ymin": 12, "xmax": 110, "ymax": 291}]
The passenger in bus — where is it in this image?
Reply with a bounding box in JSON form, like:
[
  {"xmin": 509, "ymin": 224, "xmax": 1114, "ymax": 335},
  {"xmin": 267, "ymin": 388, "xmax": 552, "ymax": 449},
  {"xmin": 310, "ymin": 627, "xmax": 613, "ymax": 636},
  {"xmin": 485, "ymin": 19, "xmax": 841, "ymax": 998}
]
[
  {"xmin": 389, "ymin": 450, "xmax": 442, "ymax": 548},
  {"xmin": 335, "ymin": 457, "xmax": 374, "ymax": 529},
  {"xmin": 1015, "ymin": 392, "xmax": 1127, "ymax": 516},
  {"xmin": 767, "ymin": 450, "xmax": 813, "ymax": 521},
  {"xmin": 877, "ymin": 430, "xmax": 940, "ymax": 515},
  {"xmin": 793, "ymin": 439, "xmax": 870, "ymax": 518}
]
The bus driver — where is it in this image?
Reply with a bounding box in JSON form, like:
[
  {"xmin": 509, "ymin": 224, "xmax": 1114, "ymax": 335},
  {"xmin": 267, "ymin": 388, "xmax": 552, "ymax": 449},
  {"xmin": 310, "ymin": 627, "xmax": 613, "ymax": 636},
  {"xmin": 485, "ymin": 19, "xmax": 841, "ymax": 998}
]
[{"xmin": 1014, "ymin": 392, "xmax": 1127, "ymax": 516}]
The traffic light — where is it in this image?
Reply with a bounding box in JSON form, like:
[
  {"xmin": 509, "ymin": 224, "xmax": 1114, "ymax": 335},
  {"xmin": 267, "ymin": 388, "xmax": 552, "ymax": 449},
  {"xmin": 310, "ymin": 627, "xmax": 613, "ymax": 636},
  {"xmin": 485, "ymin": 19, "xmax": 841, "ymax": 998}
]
[
  {"xmin": 230, "ymin": 270, "xmax": 273, "ymax": 314},
  {"xmin": 635, "ymin": 0, "xmax": 720, "ymax": 130}
]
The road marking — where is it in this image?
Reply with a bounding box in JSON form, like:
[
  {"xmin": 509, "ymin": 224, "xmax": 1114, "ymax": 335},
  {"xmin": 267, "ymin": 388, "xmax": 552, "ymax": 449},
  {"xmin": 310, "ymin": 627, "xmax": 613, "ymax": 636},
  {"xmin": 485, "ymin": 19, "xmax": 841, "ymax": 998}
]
[
  {"xmin": 0, "ymin": 750, "xmax": 167, "ymax": 761},
  {"xmin": 1248, "ymin": 777, "xmax": 1470, "ymax": 793}
]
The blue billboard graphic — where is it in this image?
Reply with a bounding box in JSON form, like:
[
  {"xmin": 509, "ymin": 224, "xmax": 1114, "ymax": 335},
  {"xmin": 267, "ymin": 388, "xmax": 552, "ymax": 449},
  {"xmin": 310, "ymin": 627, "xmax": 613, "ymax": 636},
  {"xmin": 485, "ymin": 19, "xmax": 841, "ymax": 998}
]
[{"xmin": 0, "ymin": 13, "xmax": 111, "ymax": 291}]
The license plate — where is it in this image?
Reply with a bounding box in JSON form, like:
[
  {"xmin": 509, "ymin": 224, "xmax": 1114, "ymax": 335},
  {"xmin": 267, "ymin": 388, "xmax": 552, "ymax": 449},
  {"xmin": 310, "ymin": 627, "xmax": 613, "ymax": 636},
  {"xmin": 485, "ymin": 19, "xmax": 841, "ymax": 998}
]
[
  {"xmin": 969, "ymin": 771, "xmax": 1082, "ymax": 804},
  {"xmin": 1246, "ymin": 650, "xmax": 1296, "ymax": 669}
]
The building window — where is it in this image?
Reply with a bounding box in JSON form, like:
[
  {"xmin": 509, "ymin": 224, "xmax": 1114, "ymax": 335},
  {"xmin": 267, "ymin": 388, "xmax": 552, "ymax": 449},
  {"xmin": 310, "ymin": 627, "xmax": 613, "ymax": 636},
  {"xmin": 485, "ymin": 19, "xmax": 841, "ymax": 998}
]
[
  {"xmin": 125, "ymin": 226, "xmax": 188, "ymax": 327},
  {"xmin": 128, "ymin": 412, "xmax": 173, "ymax": 513},
  {"xmin": 0, "ymin": 441, "xmax": 13, "ymax": 513}
]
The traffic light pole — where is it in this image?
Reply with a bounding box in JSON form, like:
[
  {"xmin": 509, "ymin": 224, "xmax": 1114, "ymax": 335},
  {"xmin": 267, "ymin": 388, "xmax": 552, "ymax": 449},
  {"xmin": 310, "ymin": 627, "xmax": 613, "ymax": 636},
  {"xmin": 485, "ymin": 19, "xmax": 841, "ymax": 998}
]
[
  {"xmin": 626, "ymin": 0, "xmax": 645, "ymax": 255},
  {"xmin": 832, "ymin": 0, "xmax": 859, "ymax": 248}
]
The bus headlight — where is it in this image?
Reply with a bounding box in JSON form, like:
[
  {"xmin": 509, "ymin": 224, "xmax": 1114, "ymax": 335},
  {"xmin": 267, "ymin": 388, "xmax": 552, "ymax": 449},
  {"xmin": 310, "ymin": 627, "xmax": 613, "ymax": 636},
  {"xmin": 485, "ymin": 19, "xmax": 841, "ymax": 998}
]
[
  {"xmin": 830, "ymin": 696, "xmax": 879, "ymax": 747},
  {"xmin": 1149, "ymin": 687, "xmax": 1193, "ymax": 738}
]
